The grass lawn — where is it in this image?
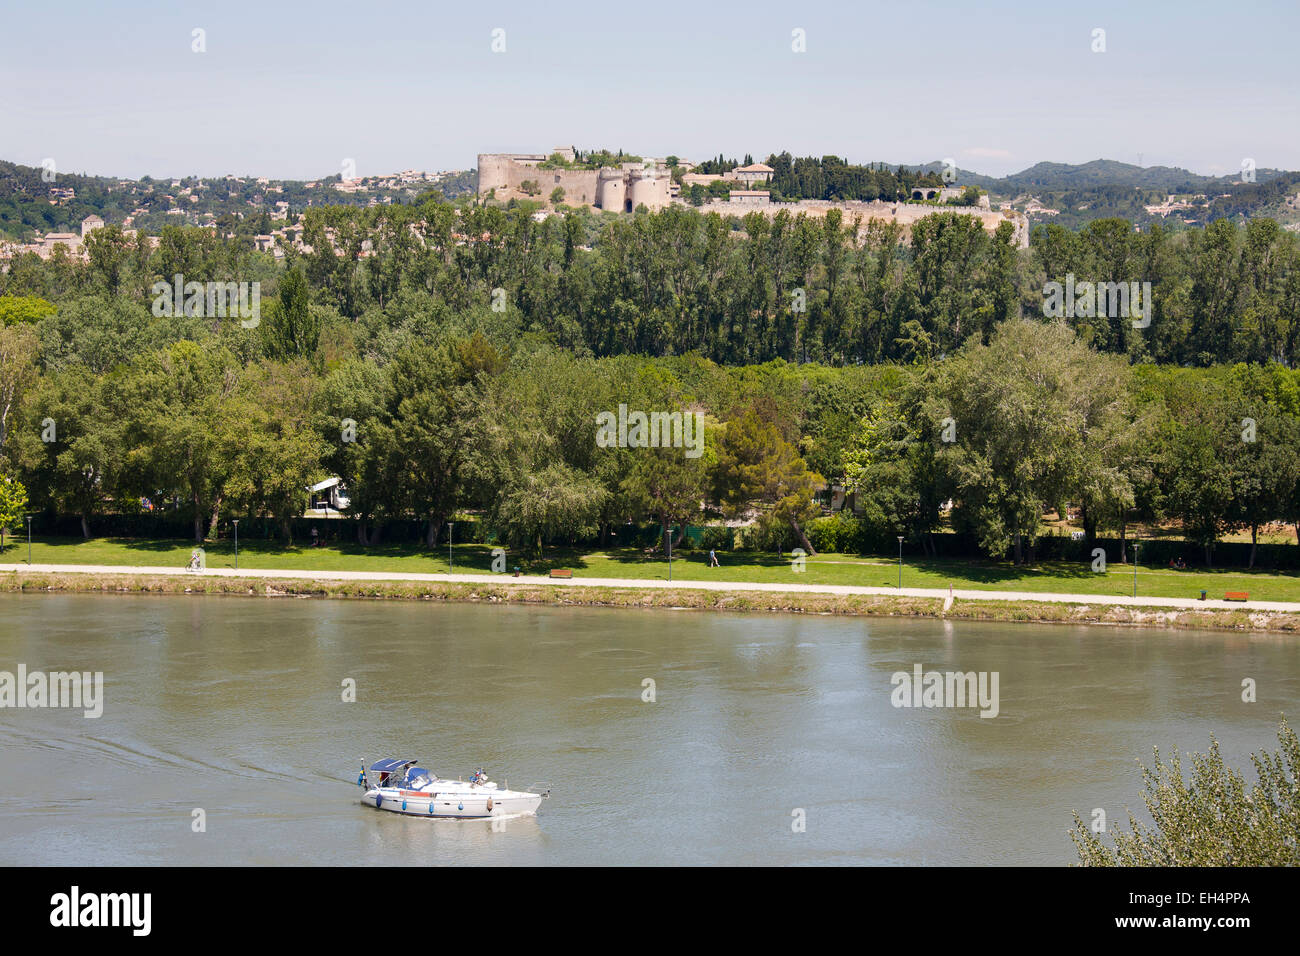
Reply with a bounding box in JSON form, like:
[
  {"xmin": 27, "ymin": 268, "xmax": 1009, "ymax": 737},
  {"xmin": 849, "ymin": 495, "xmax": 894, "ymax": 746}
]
[{"xmin": 3, "ymin": 535, "xmax": 1299, "ymax": 602}]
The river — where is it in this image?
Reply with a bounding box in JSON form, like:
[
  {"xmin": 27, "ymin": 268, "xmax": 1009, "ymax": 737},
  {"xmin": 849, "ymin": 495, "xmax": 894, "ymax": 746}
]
[{"xmin": 1, "ymin": 594, "xmax": 1295, "ymax": 865}]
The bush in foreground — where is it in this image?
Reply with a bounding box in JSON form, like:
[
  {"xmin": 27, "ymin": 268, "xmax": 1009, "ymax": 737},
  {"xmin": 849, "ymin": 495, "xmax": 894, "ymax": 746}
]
[{"xmin": 1071, "ymin": 717, "xmax": 1299, "ymax": 865}]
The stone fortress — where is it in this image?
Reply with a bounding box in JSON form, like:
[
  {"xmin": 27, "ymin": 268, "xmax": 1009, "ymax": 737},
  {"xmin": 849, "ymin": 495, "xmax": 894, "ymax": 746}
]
[
  {"xmin": 477, "ymin": 146, "xmax": 672, "ymax": 212},
  {"xmin": 477, "ymin": 146, "xmax": 1027, "ymax": 247}
]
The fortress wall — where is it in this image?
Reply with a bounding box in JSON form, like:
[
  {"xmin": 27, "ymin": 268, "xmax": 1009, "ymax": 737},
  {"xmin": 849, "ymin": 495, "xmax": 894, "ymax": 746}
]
[
  {"xmin": 698, "ymin": 198, "xmax": 1029, "ymax": 248},
  {"xmin": 479, "ymin": 152, "xmax": 677, "ymax": 210},
  {"xmin": 479, "ymin": 154, "xmax": 598, "ymax": 204},
  {"xmin": 522, "ymin": 167, "xmax": 599, "ymax": 204}
]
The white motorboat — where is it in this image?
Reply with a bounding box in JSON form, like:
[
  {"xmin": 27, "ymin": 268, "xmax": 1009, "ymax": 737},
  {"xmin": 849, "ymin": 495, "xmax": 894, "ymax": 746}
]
[{"xmin": 357, "ymin": 758, "xmax": 549, "ymax": 819}]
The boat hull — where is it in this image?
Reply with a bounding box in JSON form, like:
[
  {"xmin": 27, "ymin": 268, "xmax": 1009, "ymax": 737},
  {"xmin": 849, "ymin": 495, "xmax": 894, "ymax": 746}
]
[{"xmin": 363, "ymin": 788, "xmax": 542, "ymax": 819}]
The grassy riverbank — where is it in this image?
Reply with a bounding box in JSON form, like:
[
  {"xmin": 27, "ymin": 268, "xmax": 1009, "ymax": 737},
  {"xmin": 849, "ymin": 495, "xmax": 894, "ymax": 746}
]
[
  {"xmin": 5, "ymin": 536, "xmax": 1300, "ymax": 602},
  {"xmin": 4, "ymin": 568, "xmax": 1300, "ymax": 634}
]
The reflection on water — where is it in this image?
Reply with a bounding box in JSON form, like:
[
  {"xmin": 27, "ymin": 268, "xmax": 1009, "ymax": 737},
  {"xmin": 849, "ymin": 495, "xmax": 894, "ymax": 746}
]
[{"xmin": 1, "ymin": 594, "xmax": 1296, "ymax": 865}]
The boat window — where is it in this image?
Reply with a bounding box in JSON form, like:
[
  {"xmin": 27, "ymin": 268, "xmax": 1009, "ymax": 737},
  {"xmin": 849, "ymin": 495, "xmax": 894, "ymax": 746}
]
[{"xmin": 405, "ymin": 769, "xmax": 432, "ymax": 789}]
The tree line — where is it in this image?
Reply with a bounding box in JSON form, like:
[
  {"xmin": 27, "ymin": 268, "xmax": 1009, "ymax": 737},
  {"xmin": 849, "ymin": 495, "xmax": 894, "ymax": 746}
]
[
  {"xmin": 762, "ymin": 153, "xmax": 945, "ymax": 203},
  {"xmin": 7, "ymin": 202, "xmax": 1300, "ymax": 368},
  {"xmin": 1, "ymin": 200, "xmax": 1299, "ymax": 563}
]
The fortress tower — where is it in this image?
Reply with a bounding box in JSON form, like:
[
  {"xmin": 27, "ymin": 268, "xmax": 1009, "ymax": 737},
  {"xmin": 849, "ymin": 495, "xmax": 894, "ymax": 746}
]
[
  {"xmin": 596, "ymin": 167, "xmax": 627, "ymax": 212},
  {"xmin": 477, "ymin": 150, "xmax": 670, "ymax": 212},
  {"xmin": 626, "ymin": 165, "xmax": 670, "ymax": 212}
]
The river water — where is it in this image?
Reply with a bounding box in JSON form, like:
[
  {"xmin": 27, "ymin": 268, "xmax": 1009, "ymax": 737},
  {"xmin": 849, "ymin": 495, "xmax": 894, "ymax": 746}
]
[{"xmin": 1, "ymin": 594, "xmax": 1295, "ymax": 865}]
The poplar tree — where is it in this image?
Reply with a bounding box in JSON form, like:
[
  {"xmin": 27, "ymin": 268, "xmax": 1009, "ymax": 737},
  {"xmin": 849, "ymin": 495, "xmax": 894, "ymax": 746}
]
[{"xmin": 1072, "ymin": 718, "xmax": 1300, "ymax": 866}]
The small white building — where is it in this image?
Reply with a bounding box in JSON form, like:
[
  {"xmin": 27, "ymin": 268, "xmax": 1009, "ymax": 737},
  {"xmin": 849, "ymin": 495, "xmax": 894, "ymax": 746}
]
[{"xmin": 309, "ymin": 477, "xmax": 351, "ymax": 512}]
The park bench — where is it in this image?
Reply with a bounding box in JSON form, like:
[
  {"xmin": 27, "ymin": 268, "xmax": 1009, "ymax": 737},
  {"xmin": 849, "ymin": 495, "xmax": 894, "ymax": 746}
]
[
  {"xmin": 1224, "ymin": 591, "xmax": 1249, "ymax": 602},
  {"xmin": 549, "ymin": 569, "xmax": 574, "ymax": 579}
]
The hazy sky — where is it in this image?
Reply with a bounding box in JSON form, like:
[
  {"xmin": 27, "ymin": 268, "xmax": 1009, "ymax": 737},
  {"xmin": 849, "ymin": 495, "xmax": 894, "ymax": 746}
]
[{"xmin": 3, "ymin": 0, "xmax": 1296, "ymax": 180}]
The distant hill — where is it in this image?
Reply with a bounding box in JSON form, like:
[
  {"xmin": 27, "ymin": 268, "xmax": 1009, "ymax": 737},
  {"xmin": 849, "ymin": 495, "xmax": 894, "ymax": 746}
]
[
  {"xmin": 0, "ymin": 161, "xmax": 477, "ymax": 241},
  {"xmin": 4, "ymin": 153, "xmax": 1298, "ymax": 241},
  {"xmin": 915, "ymin": 158, "xmax": 1300, "ymax": 230},
  {"xmin": 920, "ymin": 158, "xmax": 1291, "ymax": 192}
]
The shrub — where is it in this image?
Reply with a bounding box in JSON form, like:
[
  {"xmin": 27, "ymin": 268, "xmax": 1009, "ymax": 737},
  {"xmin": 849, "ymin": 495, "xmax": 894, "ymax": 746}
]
[
  {"xmin": 1071, "ymin": 718, "xmax": 1300, "ymax": 866},
  {"xmin": 698, "ymin": 525, "xmax": 735, "ymax": 552},
  {"xmin": 807, "ymin": 513, "xmax": 869, "ymax": 553}
]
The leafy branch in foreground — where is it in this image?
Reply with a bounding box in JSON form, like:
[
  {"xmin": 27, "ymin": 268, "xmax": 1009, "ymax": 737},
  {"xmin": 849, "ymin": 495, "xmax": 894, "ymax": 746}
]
[{"xmin": 1071, "ymin": 717, "xmax": 1299, "ymax": 866}]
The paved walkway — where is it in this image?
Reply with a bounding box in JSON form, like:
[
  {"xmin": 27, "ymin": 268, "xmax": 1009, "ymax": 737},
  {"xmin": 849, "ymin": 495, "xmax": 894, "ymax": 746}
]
[{"xmin": 4, "ymin": 562, "xmax": 1299, "ymax": 613}]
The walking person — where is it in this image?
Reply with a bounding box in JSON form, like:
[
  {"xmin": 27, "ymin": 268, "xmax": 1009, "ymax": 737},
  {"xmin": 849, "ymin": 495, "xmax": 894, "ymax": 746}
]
[{"xmin": 708, "ymin": 549, "xmax": 720, "ymax": 568}]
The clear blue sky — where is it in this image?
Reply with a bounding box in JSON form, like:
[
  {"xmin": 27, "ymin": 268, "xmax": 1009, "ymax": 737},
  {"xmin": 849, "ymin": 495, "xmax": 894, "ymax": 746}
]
[{"xmin": 2, "ymin": 0, "xmax": 1296, "ymax": 180}]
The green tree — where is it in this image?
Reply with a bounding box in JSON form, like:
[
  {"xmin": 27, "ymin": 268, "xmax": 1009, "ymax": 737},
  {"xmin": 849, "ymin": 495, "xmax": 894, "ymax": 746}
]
[
  {"xmin": 0, "ymin": 323, "xmax": 39, "ymax": 456},
  {"xmin": 260, "ymin": 267, "xmax": 319, "ymax": 360},
  {"xmin": 844, "ymin": 388, "xmax": 947, "ymax": 554},
  {"xmin": 494, "ymin": 463, "xmax": 607, "ymax": 557},
  {"xmin": 224, "ymin": 361, "xmax": 328, "ymax": 543},
  {"xmin": 929, "ymin": 319, "xmax": 1130, "ymax": 564},
  {"xmin": 946, "ymin": 185, "xmax": 981, "ymax": 206},
  {"xmin": 14, "ymin": 368, "xmax": 124, "ymax": 539},
  {"xmin": 1154, "ymin": 379, "xmax": 1244, "ymax": 566},
  {"xmin": 622, "ymin": 447, "xmax": 708, "ymax": 553},
  {"xmin": 317, "ymin": 358, "xmax": 395, "ymax": 545},
  {"xmin": 35, "ymin": 294, "xmax": 156, "ymax": 374},
  {"xmin": 84, "ymin": 225, "xmax": 139, "ymax": 296},
  {"xmin": 0, "ymin": 295, "xmax": 57, "ymax": 326},
  {"xmin": 712, "ymin": 409, "xmax": 823, "ymax": 554},
  {"xmin": 119, "ymin": 340, "xmax": 246, "ymax": 542},
  {"xmin": 0, "ymin": 473, "xmax": 27, "ymax": 550},
  {"xmin": 707, "ymin": 179, "xmax": 731, "ymax": 200},
  {"xmin": 1071, "ymin": 718, "xmax": 1300, "ymax": 866},
  {"xmin": 1230, "ymin": 406, "xmax": 1300, "ymax": 567},
  {"xmin": 372, "ymin": 334, "xmax": 503, "ymax": 548}
]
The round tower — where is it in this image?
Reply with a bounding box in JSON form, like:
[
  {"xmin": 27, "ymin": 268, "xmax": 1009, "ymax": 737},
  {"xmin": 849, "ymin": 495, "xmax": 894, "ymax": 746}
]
[
  {"xmin": 476, "ymin": 154, "xmax": 512, "ymax": 197},
  {"xmin": 628, "ymin": 170, "xmax": 661, "ymax": 212},
  {"xmin": 597, "ymin": 167, "xmax": 627, "ymax": 212}
]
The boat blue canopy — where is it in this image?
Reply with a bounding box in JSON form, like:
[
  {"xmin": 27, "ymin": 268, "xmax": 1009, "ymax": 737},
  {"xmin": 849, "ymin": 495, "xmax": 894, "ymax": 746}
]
[{"xmin": 369, "ymin": 758, "xmax": 417, "ymax": 773}]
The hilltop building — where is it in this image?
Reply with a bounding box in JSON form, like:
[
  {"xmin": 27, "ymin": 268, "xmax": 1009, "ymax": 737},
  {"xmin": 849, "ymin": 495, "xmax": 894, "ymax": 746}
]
[
  {"xmin": 732, "ymin": 163, "xmax": 774, "ymax": 186},
  {"xmin": 477, "ymin": 148, "xmax": 672, "ymax": 212},
  {"xmin": 479, "ymin": 146, "xmax": 1026, "ymax": 244}
]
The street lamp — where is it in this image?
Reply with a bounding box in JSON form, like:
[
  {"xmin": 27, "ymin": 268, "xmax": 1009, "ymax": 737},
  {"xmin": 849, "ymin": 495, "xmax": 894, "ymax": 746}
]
[
  {"xmin": 233, "ymin": 519, "xmax": 239, "ymax": 570},
  {"xmin": 26, "ymin": 515, "xmax": 32, "ymax": 565},
  {"xmin": 448, "ymin": 522, "xmax": 454, "ymax": 572},
  {"xmin": 667, "ymin": 526, "xmax": 673, "ymax": 583},
  {"xmin": 1132, "ymin": 540, "xmax": 1140, "ymax": 597},
  {"xmin": 897, "ymin": 535, "xmax": 905, "ymax": 591}
]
